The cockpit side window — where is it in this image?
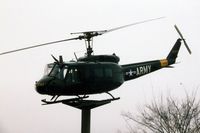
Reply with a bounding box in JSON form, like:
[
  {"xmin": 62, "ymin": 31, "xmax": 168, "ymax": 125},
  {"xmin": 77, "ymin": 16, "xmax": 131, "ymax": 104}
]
[
  {"xmin": 49, "ymin": 64, "xmax": 59, "ymax": 77},
  {"xmin": 48, "ymin": 64, "xmax": 68, "ymax": 79}
]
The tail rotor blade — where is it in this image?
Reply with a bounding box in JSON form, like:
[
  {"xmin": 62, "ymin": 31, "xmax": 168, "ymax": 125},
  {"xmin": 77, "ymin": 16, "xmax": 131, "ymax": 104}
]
[
  {"xmin": 182, "ymin": 39, "xmax": 192, "ymax": 54},
  {"xmin": 174, "ymin": 25, "xmax": 184, "ymax": 39},
  {"xmin": 174, "ymin": 25, "xmax": 192, "ymax": 54}
]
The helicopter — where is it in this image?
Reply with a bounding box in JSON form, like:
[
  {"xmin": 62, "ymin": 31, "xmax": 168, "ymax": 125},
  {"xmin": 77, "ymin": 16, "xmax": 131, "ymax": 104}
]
[{"xmin": 0, "ymin": 18, "xmax": 191, "ymax": 105}]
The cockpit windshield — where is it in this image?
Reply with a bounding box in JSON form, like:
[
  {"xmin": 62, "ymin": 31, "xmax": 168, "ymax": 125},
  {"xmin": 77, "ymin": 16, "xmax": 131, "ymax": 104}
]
[
  {"xmin": 44, "ymin": 63, "xmax": 54, "ymax": 76},
  {"xmin": 45, "ymin": 63, "xmax": 68, "ymax": 79}
]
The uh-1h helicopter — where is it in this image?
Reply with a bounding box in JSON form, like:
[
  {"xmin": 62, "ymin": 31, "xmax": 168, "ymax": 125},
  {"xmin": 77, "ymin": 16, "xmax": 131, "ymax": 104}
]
[{"xmin": 0, "ymin": 18, "xmax": 191, "ymax": 105}]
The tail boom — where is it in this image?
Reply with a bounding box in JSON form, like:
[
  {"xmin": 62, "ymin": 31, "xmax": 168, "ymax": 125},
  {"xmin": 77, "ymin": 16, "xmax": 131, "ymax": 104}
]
[
  {"xmin": 122, "ymin": 38, "xmax": 183, "ymax": 81},
  {"xmin": 122, "ymin": 60, "xmax": 163, "ymax": 81}
]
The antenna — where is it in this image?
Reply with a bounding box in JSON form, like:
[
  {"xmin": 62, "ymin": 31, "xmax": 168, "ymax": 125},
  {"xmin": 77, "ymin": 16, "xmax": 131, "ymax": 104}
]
[{"xmin": 74, "ymin": 52, "xmax": 78, "ymax": 61}]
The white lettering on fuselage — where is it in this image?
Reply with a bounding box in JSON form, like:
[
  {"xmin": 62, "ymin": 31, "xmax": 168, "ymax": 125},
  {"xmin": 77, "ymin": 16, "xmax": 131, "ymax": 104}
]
[
  {"xmin": 136, "ymin": 65, "xmax": 151, "ymax": 76},
  {"xmin": 125, "ymin": 65, "xmax": 151, "ymax": 77}
]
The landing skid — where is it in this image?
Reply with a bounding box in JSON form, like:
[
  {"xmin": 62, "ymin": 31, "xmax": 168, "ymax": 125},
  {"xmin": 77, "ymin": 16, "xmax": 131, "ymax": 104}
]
[
  {"xmin": 41, "ymin": 94, "xmax": 120, "ymax": 109},
  {"xmin": 41, "ymin": 95, "xmax": 89, "ymax": 105}
]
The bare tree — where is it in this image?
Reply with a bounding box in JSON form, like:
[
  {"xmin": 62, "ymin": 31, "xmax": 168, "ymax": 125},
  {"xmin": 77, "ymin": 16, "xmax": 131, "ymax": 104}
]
[{"xmin": 122, "ymin": 92, "xmax": 200, "ymax": 133}]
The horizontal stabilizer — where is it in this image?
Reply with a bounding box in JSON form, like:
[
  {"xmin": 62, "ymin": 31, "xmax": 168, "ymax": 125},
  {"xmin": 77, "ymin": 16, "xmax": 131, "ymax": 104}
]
[{"xmin": 165, "ymin": 66, "xmax": 174, "ymax": 68}]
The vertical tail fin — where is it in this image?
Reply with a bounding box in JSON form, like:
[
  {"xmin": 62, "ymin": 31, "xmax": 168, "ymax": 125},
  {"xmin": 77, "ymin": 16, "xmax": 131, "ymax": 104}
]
[
  {"xmin": 166, "ymin": 25, "xmax": 191, "ymax": 65},
  {"xmin": 167, "ymin": 39, "xmax": 181, "ymax": 65}
]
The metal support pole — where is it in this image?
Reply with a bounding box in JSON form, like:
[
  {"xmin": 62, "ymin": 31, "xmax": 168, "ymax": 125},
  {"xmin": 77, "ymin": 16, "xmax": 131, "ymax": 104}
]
[
  {"xmin": 81, "ymin": 109, "xmax": 91, "ymax": 133},
  {"xmin": 61, "ymin": 98, "xmax": 119, "ymax": 133}
]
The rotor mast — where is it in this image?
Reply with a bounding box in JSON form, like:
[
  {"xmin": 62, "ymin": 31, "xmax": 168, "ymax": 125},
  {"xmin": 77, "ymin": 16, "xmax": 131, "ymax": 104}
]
[
  {"xmin": 71, "ymin": 31, "xmax": 100, "ymax": 57},
  {"xmin": 84, "ymin": 32, "xmax": 94, "ymax": 57}
]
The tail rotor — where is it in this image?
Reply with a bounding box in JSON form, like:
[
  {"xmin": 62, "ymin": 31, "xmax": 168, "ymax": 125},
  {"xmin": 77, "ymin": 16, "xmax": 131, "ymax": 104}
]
[{"xmin": 174, "ymin": 25, "xmax": 192, "ymax": 54}]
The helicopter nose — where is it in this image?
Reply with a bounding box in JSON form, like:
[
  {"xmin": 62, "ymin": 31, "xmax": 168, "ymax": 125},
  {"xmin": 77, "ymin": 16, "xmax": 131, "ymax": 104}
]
[
  {"xmin": 35, "ymin": 77, "xmax": 53, "ymax": 94},
  {"xmin": 35, "ymin": 81, "xmax": 47, "ymax": 94}
]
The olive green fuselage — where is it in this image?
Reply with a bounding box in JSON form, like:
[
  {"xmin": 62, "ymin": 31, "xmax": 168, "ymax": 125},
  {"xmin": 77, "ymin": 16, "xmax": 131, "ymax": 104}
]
[
  {"xmin": 35, "ymin": 58, "xmax": 164, "ymax": 96},
  {"xmin": 35, "ymin": 39, "xmax": 182, "ymax": 96}
]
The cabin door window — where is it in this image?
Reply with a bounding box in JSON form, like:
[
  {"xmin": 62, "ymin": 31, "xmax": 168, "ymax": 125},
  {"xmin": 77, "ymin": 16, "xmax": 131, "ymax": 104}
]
[{"xmin": 66, "ymin": 68, "xmax": 80, "ymax": 83}]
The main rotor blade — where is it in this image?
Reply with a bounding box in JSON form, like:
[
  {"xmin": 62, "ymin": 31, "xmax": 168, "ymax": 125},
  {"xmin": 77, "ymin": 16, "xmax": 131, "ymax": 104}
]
[
  {"xmin": 71, "ymin": 17, "xmax": 165, "ymax": 36},
  {"xmin": 0, "ymin": 37, "xmax": 80, "ymax": 55},
  {"xmin": 103, "ymin": 17, "xmax": 165, "ymax": 34},
  {"xmin": 174, "ymin": 25, "xmax": 192, "ymax": 54}
]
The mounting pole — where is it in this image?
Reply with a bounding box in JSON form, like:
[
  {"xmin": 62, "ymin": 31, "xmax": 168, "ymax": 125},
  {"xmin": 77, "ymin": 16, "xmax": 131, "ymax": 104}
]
[
  {"xmin": 62, "ymin": 98, "xmax": 120, "ymax": 133},
  {"xmin": 81, "ymin": 109, "xmax": 91, "ymax": 133}
]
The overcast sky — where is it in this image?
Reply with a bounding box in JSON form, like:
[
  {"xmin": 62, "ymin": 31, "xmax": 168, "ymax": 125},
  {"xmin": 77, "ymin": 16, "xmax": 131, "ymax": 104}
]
[{"xmin": 0, "ymin": 0, "xmax": 200, "ymax": 133}]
